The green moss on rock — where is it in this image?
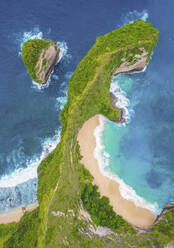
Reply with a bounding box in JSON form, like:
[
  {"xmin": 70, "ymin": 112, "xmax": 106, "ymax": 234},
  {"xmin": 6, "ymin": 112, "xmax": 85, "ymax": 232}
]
[{"xmin": 22, "ymin": 39, "xmax": 58, "ymax": 83}]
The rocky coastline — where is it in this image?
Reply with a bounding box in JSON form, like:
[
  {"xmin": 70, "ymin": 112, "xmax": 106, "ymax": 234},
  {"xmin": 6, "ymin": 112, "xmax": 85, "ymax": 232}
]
[
  {"xmin": 110, "ymin": 55, "xmax": 174, "ymax": 232},
  {"xmin": 44, "ymin": 49, "xmax": 59, "ymax": 83},
  {"xmin": 110, "ymin": 50, "xmax": 148, "ymax": 124}
]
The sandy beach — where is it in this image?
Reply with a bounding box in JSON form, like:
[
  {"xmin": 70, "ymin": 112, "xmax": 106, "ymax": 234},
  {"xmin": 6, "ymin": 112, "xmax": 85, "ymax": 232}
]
[
  {"xmin": 77, "ymin": 115, "xmax": 156, "ymax": 228},
  {"xmin": 0, "ymin": 202, "xmax": 39, "ymax": 224}
]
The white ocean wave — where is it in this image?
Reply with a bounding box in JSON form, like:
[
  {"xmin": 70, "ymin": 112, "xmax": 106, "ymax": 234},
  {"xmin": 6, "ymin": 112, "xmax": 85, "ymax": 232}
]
[
  {"xmin": 110, "ymin": 64, "xmax": 147, "ymax": 124},
  {"xmin": 57, "ymin": 41, "xmax": 71, "ymax": 62},
  {"xmin": 103, "ymin": 11, "xmax": 160, "ymax": 213},
  {"xmin": 31, "ymin": 68, "xmax": 53, "ymax": 90},
  {"xmin": 112, "ymin": 11, "xmax": 149, "ymax": 123},
  {"xmin": 18, "ymin": 26, "xmax": 43, "ymax": 56},
  {"xmin": 64, "ymin": 71, "xmax": 73, "ymax": 80},
  {"xmin": 52, "ymin": 75, "xmax": 59, "ymax": 80},
  {"xmin": 55, "ymin": 94, "xmax": 67, "ymax": 111},
  {"xmin": 93, "ymin": 115, "xmax": 161, "ymax": 215},
  {"xmin": 0, "ymin": 129, "xmax": 61, "ymax": 188},
  {"xmin": 121, "ymin": 10, "xmax": 149, "ymax": 26},
  {"xmin": 0, "ymin": 28, "xmax": 71, "ymax": 189},
  {"xmin": 0, "ymin": 162, "xmax": 38, "ymax": 188},
  {"xmin": 17, "ymin": 27, "xmax": 71, "ymax": 90},
  {"xmin": 110, "ymin": 76, "xmax": 130, "ymax": 123}
]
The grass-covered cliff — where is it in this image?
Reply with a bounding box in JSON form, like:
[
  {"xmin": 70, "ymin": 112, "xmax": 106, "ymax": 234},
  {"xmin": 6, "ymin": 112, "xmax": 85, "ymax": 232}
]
[
  {"xmin": 22, "ymin": 39, "xmax": 59, "ymax": 84},
  {"xmin": 2, "ymin": 20, "xmax": 174, "ymax": 248}
]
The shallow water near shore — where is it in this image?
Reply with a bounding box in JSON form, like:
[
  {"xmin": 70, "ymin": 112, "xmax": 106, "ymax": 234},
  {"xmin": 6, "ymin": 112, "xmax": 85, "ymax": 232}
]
[
  {"xmin": 0, "ymin": 0, "xmax": 174, "ymax": 213},
  {"xmin": 98, "ymin": 66, "xmax": 174, "ymax": 213}
]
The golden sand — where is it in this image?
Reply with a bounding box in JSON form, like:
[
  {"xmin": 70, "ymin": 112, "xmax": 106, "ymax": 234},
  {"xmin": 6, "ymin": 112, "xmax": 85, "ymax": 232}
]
[
  {"xmin": 77, "ymin": 115, "xmax": 156, "ymax": 228},
  {"xmin": 0, "ymin": 202, "xmax": 38, "ymax": 224}
]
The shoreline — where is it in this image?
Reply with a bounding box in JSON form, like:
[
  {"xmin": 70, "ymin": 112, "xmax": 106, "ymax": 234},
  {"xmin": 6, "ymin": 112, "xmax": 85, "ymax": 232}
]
[
  {"xmin": 95, "ymin": 115, "xmax": 160, "ymax": 215},
  {"xmin": 0, "ymin": 202, "xmax": 38, "ymax": 224},
  {"xmin": 0, "ymin": 127, "xmax": 61, "ymax": 225},
  {"xmin": 77, "ymin": 115, "xmax": 156, "ymax": 228},
  {"xmin": 0, "ymin": 128, "xmax": 61, "ymax": 224}
]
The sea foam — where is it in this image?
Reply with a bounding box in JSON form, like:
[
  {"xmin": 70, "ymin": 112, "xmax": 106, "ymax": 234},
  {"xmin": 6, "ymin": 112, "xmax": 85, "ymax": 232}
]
[
  {"xmin": 110, "ymin": 76, "xmax": 130, "ymax": 123},
  {"xmin": 93, "ymin": 115, "xmax": 161, "ymax": 215},
  {"xmin": 94, "ymin": 11, "xmax": 160, "ymax": 214},
  {"xmin": 0, "ymin": 129, "xmax": 61, "ymax": 188},
  {"xmin": 121, "ymin": 10, "xmax": 149, "ymax": 26},
  {"xmin": 18, "ymin": 26, "xmax": 43, "ymax": 56},
  {"xmin": 17, "ymin": 27, "xmax": 71, "ymax": 90},
  {"xmin": 0, "ymin": 28, "xmax": 70, "ymax": 189},
  {"xmin": 94, "ymin": 51, "xmax": 161, "ymax": 214},
  {"xmin": 0, "ymin": 77, "xmax": 67, "ymax": 189}
]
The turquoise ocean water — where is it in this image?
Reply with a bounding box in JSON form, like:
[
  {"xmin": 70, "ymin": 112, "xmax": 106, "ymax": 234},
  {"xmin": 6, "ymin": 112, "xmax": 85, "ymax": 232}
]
[{"xmin": 96, "ymin": 68, "xmax": 174, "ymax": 214}]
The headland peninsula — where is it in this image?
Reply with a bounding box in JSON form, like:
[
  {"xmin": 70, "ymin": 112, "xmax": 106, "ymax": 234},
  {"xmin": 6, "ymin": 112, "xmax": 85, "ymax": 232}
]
[{"xmin": 1, "ymin": 20, "xmax": 174, "ymax": 248}]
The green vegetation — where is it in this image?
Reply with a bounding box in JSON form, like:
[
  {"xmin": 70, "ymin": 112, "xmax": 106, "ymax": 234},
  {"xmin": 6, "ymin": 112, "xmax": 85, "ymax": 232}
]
[
  {"xmin": 0, "ymin": 223, "xmax": 17, "ymax": 247},
  {"xmin": 4, "ymin": 20, "xmax": 174, "ymax": 248},
  {"xmin": 150, "ymin": 209, "xmax": 174, "ymax": 246},
  {"xmin": 67, "ymin": 19, "xmax": 158, "ymax": 102},
  {"xmin": 3, "ymin": 208, "xmax": 40, "ymax": 248},
  {"xmin": 22, "ymin": 39, "xmax": 57, "ymax": 82},
  {"xmin": 42, "ymin": 58, "xmax": 47, "ymax": 67},
  {"xmin": 81, "ymin": 184, "xmax": 136, "ymax": 233}
]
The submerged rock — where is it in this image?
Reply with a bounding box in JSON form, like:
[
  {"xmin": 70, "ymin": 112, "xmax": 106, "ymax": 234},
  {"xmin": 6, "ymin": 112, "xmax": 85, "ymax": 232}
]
[{"xmin": 22, "ymin": 39, "xmax": 59, "ymax": 84}]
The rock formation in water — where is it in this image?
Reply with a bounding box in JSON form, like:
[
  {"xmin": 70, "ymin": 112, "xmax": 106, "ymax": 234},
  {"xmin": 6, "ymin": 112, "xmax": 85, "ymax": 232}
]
[{"xmin": 22, "ymin": 39, "xmax": 59, "ymax": 84}]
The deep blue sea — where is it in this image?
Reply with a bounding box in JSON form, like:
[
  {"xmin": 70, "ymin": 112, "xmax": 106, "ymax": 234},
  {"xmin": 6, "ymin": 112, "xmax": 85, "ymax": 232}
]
[{"xmin": 0, "ymin": 0, "xmax": 174, "ymax": 213}]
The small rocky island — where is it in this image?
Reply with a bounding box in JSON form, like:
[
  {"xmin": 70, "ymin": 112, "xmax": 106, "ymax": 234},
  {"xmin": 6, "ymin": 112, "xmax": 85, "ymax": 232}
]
[{"xmin": 22, "ymin": 39, "xmax": 59, "ymax": 84}]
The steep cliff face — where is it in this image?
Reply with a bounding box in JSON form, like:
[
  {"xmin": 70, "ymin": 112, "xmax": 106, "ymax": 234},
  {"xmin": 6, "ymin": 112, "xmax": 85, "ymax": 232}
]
[
  {"xmin": 110, "ymin": 47, "xmax": 149, "ymax": 123},
  {"xmin": 35, "ymin": 45, "xmax": 59, "ymax": 84},
  {"xmin": 22, "ymin": 39, "xmax": 59, "ymax": 84},
  {"xmin": 114, "ymin": 47, "xmax": 148, "ymax": 75}
]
